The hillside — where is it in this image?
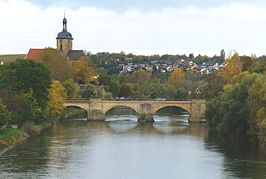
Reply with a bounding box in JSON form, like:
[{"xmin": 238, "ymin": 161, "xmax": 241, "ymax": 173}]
[{"xmin": 0, "ymin": 54, "xmax": 26, "ymax": 63}]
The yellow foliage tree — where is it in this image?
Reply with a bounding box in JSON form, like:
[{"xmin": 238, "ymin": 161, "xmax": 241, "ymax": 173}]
[
  {"xmin": 168, "ymin": 68, "xmax": 185, "ymax": 89},
  {"xmin": 73, "ymin": 56, "xmax": 96, "ymax": 84},
  {"xmin": 167, "ymin": 68, "xmax": 185, "ymax": 98},
  {"xmin": 218, "ymin": 53, "xmax": 242, "ymax": 84},
  {"xmin": 47, "ymin": 80, "xmax": 66, "ymax": 119}
]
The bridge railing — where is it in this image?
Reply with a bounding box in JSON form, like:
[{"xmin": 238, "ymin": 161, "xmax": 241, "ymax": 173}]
[{"xmin": 65, "ymin": 98, "xmax": 194, "ymax": 102}]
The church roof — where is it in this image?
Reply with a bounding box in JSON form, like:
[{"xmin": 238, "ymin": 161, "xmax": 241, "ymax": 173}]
[
  {"xmin": 67, "ymin": 50, "xmax": 85, "ymax": 61},
  {"xmin": 25, "ymin": 49, "xmax": 45, "ymax": 61},
  {"xmin": 57, "ymin": 31, "xmax": 73, "ymax": 40}
]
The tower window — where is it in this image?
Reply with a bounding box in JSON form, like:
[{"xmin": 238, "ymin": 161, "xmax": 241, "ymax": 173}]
[{"xmin": 60, "ymin": 44, "xmax": 63, "ymax": 51}]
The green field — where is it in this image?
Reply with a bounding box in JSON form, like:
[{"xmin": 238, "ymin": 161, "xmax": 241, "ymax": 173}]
[{"xmin": 0, "ymin": 54, "xmax": 26, "ymax": 63}]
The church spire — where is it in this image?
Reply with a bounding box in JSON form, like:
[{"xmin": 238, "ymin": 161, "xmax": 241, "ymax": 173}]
[{"xmin": 63, "ymin": 13, "xmax": 67, "ymax": 31}]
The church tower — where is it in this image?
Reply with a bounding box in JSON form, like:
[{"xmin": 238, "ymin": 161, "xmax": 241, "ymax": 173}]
[{"xmin": 56, "ymin": 16, "xmax": 73, "ymax": 56}]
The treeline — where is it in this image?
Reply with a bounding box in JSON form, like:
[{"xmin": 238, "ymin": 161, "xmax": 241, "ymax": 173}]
[
  {"xmin": 90, "ymin": 50, "xmax": 225, "ymax": 65},
  {"xmin": 206, "ymin": 54, "xmax": 266, "ymax": 150},
  {"xmin": 93, "ymin": 68, "xmax": 223, "ymax": 100}
]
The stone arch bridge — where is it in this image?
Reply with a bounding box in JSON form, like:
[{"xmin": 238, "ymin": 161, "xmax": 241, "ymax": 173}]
[{"xmin": 64, "ymin": 99, "xmax": 207, "ymax": 123}]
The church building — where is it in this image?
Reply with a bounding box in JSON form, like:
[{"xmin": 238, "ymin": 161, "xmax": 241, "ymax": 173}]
[
  {"xmin": 26, "ymin": 16, "xmax": 85, "ymax": 61},
  {"xmin": 56, "ymin": 16, "xmax": 85, "ymax": 60}
]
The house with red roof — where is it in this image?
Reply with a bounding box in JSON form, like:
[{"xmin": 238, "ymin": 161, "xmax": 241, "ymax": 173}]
[{"xmin": 25, "ymin": 49, "xmax": 45, "ymax": 61}]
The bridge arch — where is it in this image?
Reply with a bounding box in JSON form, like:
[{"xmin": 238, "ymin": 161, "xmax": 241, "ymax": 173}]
[
  {"xmin": 154, "ymin": 106, "xmax": 190, "ymax": 115},
  {"xmin": 152, "ymin": 103, "xmax": 191, "ymax": 115},
  {"xmin": 104, "ymin": 105, "xmax": 139, "ymax": 116},
  {"xmin": 64, "ymin": 105, "xmax": 88, "ymax": 119}
]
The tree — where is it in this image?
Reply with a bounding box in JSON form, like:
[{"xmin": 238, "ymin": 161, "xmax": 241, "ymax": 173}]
[
  {"xmin": 119, "ymin": 83, "xmax": 131, "ymax": 97},
  {"xmin": 47, "ymin": 80, "xmax": 66, "ymax": 119},
  {"xmin": 190, "ymin": 73, "xmax": 224, "ymax": 99},
  {"xmin": 248, "ymin": 57, "xmax": 266, "ymax": 74},
  {"xmin": 220, "ymin": 49, "xmax": 226, "ymax": 60},
  {"xmin": 109, "ymin": 80, "xmax": 120, "ymax": 97},
  {"xmin": 16, "ymin": 89, "xmax": 43, "ymax": 125},
  {"xmin": 206, "ymin": 73, "xmax": 265, "ymax": 145},
  {"xmin": 73, "ymin": 56, "xmax": 97, "ymax": 84},
  {"xmin": 130, "ymin": 70, "xmax": 153, "ymax": 98},
  {"xmin": 131, "ymin": 69, "xmax": 151, "ymax": 83},
  {"xmin": 176, "ymin": 88, "xmax": 189, "ymax": 100},
  {"xmin": 0, "ymin": 59, "xmax": 51, "ymax": 108},
  {"xmin": 248, "ymin": 74, "xmax": 266, "ymax": 148},
  {"xmin": 150, "ymin": 79, "xmax": 167, "ymax": 98},
  {"xmin": 62, "ymin": 79, "xmax": 78, "ymax": 99},
  {"xmin": 218, "ymin": 53, "xmax": 242, "ymax": 84},
  {"xmin": 241, "ymin": 56, "xmax": 253, "ymax": 71},
  {"xmin": 189, "ymin": 53, "xmax": 194, "ymax": 59},
  {"xmin": 0, "ymin": 98, "xmax": 11, "ymax": 128},
  {"xmin": 168, "ymin": 68, "xmax": 185, "ymax": 89},
  {"xmin": 39, "ymin": 48, "xmax": 72, "ymax": 81},
  {"xmin": 98, "ymin": 74, "xmax": 111, "ymax": 85},
  {"xmin": 80, "ymin": 83, "xmax": 101, "ymax": 98}
]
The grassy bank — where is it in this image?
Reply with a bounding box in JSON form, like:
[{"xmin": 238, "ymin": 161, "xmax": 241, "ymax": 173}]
[
  {"xmin": 0, "ymin": 128, "xmax": 24, "ymax": 145},
  {"xmin": 0, "ymin": 122, "xmax": 51, "ymax": 155}
]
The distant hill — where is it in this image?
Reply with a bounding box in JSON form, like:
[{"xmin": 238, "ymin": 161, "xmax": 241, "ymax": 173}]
[{"xmin": 0, "ymin": 54, "xmax": 26, "ymax": 63}]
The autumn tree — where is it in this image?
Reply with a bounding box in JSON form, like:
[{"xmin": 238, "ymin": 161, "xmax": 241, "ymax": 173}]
[
  {"xmin": 131, "ymin": 69, "xmax": 151, "ymax": 83},
  {"xmin": 62, "ymin": 79, "xmax": 79, "ymax": 99},
  {"xmin": 168, "ymin": 68, "xmax": 185, "ymax": 89},
  {"xmin": 47, "ymin": 80, "xmax": 66, "ymax": 119},
  {"xmin": 167, "ymin": 68, "xmax": 185, "ymax": 98},
  {"xmin": 218, "ymin": 53, "xmax": 243, "ymax": 84},
  {"xmin": 39, "ymin": 48, "xmax": 73, "ymax": 81},
  {"xmin": 73, "ymin": 56, "xmax": 97, "ymax": 84},
  {"xmin": 16, "ymin": 89, "xmax": 44, "ymax": 125}
]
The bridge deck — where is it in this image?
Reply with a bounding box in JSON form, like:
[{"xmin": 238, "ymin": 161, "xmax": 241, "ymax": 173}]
[{"xmin": 65, "ymin": 100, "xmax": 193, "ymax": 104}]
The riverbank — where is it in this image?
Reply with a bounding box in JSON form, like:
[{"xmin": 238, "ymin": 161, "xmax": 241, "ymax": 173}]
[{"xmin": 0, "ymin": 122, "xmax": 52, "ymax": 155}]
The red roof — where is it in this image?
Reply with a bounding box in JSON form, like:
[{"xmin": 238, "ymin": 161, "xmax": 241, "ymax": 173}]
[{"xmin": 25, "ymin": 49, "xmax": 45, "ymax": 61}]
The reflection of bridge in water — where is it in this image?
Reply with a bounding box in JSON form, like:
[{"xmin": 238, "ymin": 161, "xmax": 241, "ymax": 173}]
[
  {"xmin": 62, "ymin": 120, "xmax": 208, "ymax": 139},
  {"xmin": 64, "ymin": 99, "xmax": 207, "ymax": 123}
]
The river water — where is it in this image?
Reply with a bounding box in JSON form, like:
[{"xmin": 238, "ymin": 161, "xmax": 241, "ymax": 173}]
[{"xmin": 1, "ymin": 114, "xmax": 266, "ymax": 179}]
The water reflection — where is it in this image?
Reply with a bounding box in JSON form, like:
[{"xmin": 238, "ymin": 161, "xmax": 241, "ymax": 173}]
[
  {"xmin": 106, "ymin": 121, "xmax": 138, "ymax": 133},
  {"xmin": 0, "ymin": 115, "xmax": 266, "ymax": 179}
]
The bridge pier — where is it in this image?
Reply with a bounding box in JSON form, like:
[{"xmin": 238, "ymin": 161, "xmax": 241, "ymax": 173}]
[
  {"xmin": 137, "ymin": 113, "xmax": 154, "ymax": 123},
  {"xmin": 87, "ymin": 109, "xmax": 105, "ymax": 121},
  {"xmin": 137, "ymin": 104, "xmax": 154, "ymax": 123},
  {"xmin": 188, "ymin": 100, "xmax": 207, "ymax": 123}
]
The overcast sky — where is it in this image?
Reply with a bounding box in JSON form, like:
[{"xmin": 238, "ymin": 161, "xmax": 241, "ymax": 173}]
[{"xmin": 1, "ymin": 0, "xmax": 266, "ymax": 56}]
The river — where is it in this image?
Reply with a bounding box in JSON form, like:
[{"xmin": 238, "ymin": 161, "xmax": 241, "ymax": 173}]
[{"xmin": 0, "ymin": 114, "xmax": 266, "ymax": 179}]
